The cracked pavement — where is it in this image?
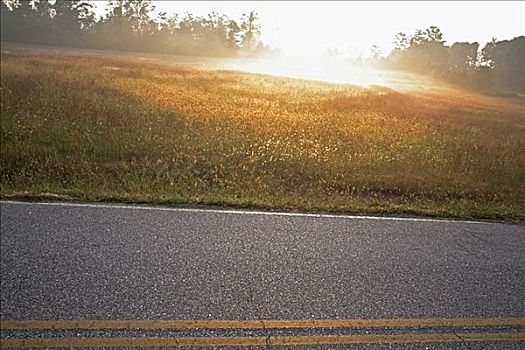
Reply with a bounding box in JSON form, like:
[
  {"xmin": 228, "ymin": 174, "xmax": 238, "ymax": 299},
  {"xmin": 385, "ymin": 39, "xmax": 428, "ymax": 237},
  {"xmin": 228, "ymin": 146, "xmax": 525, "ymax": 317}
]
[{"xmin": 1, "ymin": 201, "xmax": 524, "ymax": 349}]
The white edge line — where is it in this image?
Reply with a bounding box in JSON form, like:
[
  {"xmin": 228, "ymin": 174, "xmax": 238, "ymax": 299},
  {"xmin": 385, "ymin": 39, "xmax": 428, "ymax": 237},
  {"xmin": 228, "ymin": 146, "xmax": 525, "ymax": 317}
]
[{"xmin": 0, "ymin": 200, "xmax": 486, "ymax": 224}]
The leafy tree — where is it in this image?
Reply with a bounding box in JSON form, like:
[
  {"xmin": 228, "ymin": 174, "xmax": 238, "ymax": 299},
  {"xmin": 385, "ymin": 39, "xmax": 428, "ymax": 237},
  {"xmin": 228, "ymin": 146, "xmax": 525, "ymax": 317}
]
[
  {"xmin": 393, "ymin": 32, "xmax": 410, "ymax": 52},
  {"xmin": 122, "ymin": 0, "xmax": 156, "ymax": 35},
  {"xmin": 425, "ymin": 26, "xmax": 444, "ymax": 43},
  {"xmin": 448, "ymin": 42, "xmax": 479, "ymax": 71},
  {"xmin": 226, "ymin": 19, "xmax": 241, "ymax": 48},
  {"xmin": 240, "ymin": 11, "xmax": 260, "ymax": 50},
  {"xmin": 75, "ymin": 1, "xmax": 96, "ymax": 30},
  {"xmin": 53, "ymin": 0, "xmax": 94, "ymax": 32},
  {"xmin": 487, "ymin": 36, "xmax": 525, "ymax": 92},
  {"xmin": 388, "ymin": 26, "xmax": 448, "ymax": 74},
  {"xmin": 479, "ymin": 37, "xmax": 498, "ymax": 68}
]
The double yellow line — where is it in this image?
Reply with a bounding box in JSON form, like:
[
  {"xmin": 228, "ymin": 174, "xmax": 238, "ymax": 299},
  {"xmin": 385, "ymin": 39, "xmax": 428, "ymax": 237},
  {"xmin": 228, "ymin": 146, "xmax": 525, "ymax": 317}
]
[
  {"xmin": 1, "ymin": 317, "xmax": 524, "ymax": 348},
  {"xmin": 2, "ymin": 317, "xmax": 525, "ymax": 330}
]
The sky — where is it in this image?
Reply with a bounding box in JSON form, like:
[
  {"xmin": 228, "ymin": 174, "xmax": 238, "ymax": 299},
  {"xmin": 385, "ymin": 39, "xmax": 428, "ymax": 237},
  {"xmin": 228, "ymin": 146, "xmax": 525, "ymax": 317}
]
[{"xmin": 91, "ymin": 1, "xmax": 525, "ymax": 58}]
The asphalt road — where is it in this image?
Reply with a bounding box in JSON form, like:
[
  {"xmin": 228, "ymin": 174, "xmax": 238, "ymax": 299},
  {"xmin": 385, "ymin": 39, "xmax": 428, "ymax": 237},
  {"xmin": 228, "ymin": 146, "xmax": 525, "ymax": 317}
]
[{"xmin": 1, "ymin": 200, "xmax": 524, "ymax": 349}]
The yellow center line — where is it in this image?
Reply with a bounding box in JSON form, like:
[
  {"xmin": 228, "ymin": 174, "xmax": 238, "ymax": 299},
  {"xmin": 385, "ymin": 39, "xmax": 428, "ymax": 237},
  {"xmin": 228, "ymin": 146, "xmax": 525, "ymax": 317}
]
[
  {"xmin": 1, "ymin": 332, "xmax": 524, "ymax": 348},
  {"xmin": 1, "ymin": 317, "xmax": 524, "ymax": 330}
]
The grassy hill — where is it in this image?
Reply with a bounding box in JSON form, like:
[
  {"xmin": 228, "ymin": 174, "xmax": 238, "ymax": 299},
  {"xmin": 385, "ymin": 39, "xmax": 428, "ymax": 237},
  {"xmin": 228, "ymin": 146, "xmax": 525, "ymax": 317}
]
[{"xmin": 1, "ymin": 46, "xmax": 524, "ymax": 221}]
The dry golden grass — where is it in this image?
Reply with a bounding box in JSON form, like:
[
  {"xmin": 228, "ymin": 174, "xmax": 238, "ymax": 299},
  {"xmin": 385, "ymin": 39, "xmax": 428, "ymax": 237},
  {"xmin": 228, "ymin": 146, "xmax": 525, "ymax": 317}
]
[{"xmin": 1, "ymin": 47, "xmax": 524, "ymax": 220}]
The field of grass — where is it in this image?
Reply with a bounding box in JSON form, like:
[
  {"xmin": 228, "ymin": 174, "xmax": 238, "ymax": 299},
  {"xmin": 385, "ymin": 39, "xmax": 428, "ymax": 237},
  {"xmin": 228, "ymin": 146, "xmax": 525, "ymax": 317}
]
[{"xmin": 1, "ymin": 46, "xmax": 524, "ymax": 221}]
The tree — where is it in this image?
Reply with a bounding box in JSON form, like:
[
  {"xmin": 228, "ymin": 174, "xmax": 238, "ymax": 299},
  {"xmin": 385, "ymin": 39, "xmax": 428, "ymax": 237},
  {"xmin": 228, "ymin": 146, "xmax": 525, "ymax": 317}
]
[
  {"xmin": 93, "ymin": 0, "xmax": 156, "ymax": 50},
  {"xmin": 226, "ymin": 19, "xmax": 241, "ymax": 49},
  {"xmin": 488, "ymin": 36, "xmax": 525, "ymax": 92},
  {"xmin": 370, "ymin": 44, "xmax": 382, "ymax": 59},
  {"xmin": 1, "ymin": 0, "xmax": 42, "ymax": 43},
  {"xmin": 240, "ymin": 11, "xmax": 260, "ymax": 50},
  {"xmin": 53, "ymin": 0, "xmax": 94, "ymax": 32},
  {"xmin": 389, "ymin": 26, "xmax": 448, "ymax": 74},
  {"xmin": 122, "ymin": 0, "xmax": 156, "ymax": 35},
  {"xmin": 425, "ymin": 26, "xmax": 444, "ymax": 43},
  {"xmin": 393, "ymin": 32, "xmax": 410, "ymax": 52},
  {"xmin": 75, "ymin": 1, "xmax": 96, "ymax": 30},
  {"xmin": 479, "ymin": 37, "xmax": 497, "ymax": 68},
  {"xmin": 448, "ymin": 42, "xmax": 479, "ymax": 71}
]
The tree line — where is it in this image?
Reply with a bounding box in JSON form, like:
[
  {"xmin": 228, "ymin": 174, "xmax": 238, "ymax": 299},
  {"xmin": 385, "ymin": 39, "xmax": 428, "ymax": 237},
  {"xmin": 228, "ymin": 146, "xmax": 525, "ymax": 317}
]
[
  {"xmin": 1, "ymin": 0, "xmax": 268, "ymax": 57},
  {"xmin": 1, "ymin": 1, "xmax": 523, "ymax": 92},
  {"xmin": 373, "ymin": 26, "xmax": 524, "ymax": 93}
]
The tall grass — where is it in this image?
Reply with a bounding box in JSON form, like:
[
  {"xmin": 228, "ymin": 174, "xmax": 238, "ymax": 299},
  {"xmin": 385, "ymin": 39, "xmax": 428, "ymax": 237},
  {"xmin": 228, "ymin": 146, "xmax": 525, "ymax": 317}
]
[{"xmin": 1, "ymin": 48, "xmax": 524, "ymax": 220}]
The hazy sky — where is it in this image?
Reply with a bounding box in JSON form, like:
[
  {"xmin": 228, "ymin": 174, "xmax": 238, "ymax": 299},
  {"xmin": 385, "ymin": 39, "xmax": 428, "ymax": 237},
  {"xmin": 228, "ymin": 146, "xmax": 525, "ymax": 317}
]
[{"xmin": 92, "ymin": 1, "xmax": 525, "ymax": 58}]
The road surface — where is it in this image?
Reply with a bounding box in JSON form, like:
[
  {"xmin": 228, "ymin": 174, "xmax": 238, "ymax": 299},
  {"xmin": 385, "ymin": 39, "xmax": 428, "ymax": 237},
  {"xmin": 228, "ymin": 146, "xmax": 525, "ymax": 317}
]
[{"xmin": 1, "ymin": 200, "xmax": 524, "ymax": 349}]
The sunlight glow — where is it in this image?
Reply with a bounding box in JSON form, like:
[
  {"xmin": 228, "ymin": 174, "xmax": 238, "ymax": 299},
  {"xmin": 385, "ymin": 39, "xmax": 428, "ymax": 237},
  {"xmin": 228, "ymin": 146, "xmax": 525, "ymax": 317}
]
[
  {"xmin": 86, "ymin": 1, "xmax": 523, "ymax": 88},
  {"xmin": 218, "ymin": 57, "xmax": 433, "ymax": 89}
]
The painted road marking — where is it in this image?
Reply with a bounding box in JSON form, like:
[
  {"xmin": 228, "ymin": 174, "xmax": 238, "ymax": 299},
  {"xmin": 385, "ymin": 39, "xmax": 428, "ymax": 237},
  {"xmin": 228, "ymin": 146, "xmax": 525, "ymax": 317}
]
[
  {"xmin": 0, "ymin": 200, "xmax": 484, "ymax": 224},
  {"xmin": 1, "ymin": 332, "xmax": 524, "ymax": 348},
  {"xmin": 2, "ymin": 317, "xmax": 525, "ymax": 330}
]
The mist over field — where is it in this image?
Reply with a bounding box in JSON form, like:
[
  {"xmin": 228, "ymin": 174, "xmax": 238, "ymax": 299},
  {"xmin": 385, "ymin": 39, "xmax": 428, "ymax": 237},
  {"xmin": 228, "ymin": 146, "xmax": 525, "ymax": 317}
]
[{"xmin": 2, "ymin": 0, "xmax": 524, "ymax": 92}]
